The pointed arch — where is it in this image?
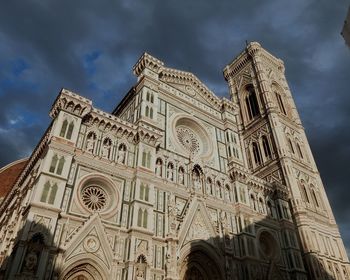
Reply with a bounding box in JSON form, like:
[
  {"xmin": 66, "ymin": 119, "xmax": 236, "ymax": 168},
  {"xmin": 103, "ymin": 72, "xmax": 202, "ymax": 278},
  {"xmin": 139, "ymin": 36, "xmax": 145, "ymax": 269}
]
[
  {"xmin": 244, "ymin": 84, "xmax": 260, "ymax": 120},
  {"xmin": 57, "ymin": 156, "xmax": 65, "ymax": 175},
  {"xmin": 262, "ymin": 135, "xmax": 272, "ymax": 159},
  {"xmin": 49, "ymin": 154, "xmax": 58, "ymax": 173},
  {"xmin": 252, "ymin": 142, "xmax": 262, "ymax": 165},
  {"xmin": 60, "ymin": 119, "xmax": 68, "ymax": 137}
]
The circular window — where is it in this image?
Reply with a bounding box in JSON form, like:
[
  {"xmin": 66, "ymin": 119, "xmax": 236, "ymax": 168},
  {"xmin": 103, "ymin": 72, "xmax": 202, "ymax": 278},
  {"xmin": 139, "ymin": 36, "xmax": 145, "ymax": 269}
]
[
  {"xmin": 176, "ymin": 126, "xmax": 200, "ymax": 155},
  {"xmin": 76, "ymin": 174, "xmax": 119, "ymax": 217},
  {"xmin": 81, "ymin": 186, "xmax": 108, "ymax": 212},
  {"xmin": 172, "ymin": 115, "xmax": 212, "ymax": 158},
  {"xmin": 259, "ymin": 231, "xmax": 279, "ymax": 260}
]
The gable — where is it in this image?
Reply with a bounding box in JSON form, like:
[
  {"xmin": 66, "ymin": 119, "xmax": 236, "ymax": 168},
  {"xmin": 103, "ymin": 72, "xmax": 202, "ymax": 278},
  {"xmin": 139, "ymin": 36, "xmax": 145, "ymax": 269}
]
[
  {"xmin": 62, "ymin": 214, "xmax": 114, "ymax": 270},
  {"xmin": 159, "ymin": 68, "xmax": 222, "ymax": 111},
  {"xmin": 178, "ymin": 199, "xmax": 218, "ymax": 248}
]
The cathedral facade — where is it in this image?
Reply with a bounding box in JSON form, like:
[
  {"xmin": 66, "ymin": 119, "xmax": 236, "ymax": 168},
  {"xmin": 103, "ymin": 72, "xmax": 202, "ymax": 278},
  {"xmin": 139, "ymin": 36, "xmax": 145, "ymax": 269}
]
[{"xmin": 0, "ymin": 42, "xmax": 349, "ymax": 280}]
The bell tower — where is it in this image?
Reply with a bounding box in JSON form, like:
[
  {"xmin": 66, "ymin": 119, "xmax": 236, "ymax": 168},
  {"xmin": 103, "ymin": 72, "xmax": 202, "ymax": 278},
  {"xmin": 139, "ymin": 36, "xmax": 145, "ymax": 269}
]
[{"xmin": 224, "ymin": 42, "xmax": 350, "ymax": 278}]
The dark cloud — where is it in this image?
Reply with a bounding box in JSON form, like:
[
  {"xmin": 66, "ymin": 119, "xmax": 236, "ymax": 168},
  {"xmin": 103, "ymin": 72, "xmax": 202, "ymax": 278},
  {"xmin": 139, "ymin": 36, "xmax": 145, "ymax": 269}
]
[{"xmin": 0, "ymin": 0, "xmax": 349, "ymax": 253}]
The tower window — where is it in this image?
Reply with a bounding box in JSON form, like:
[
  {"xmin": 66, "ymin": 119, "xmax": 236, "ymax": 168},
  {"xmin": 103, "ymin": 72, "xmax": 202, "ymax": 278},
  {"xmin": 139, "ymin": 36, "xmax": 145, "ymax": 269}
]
[
  {"xmin": 49, "ymin": 154, "xmax": 65, "ymax": 175},
  {"xmin": 139, "ymin": 184, "xmax": 150, "ymax": 201},
  {"xmin": 141, "ymin": 150, "xmax": 151, "ymax": 168},
  {"xmin": 59, "ymin": 119, "xmax": 74, "ymax": 140},
  {"xmin": 312, "ymin": 189, "xmax": 320, "ymax": 208},
  {"xmin": 288, "ymin": 139, "xmax": 295, "ymax": 154},
  {"xmin": 252, "ymin": 142, "xmax": 262, "ymax": 166},
  {"xmin": 40, "ymin": 182, "xmax": 58, "ymax": 205},
  {"xmin": 275, "ymin": 92, "xmax": 287, "ymax": 115},
  {"xmin": 296, "ymin": 143, "xmax": 304, "ymax": 159},
  {"xmin": 137, "ymin": 208, "xmax": 148, "ymax": 228},
  {"xmin": 302, "ymin": 184, "xmax": 310, "ymax": 203},
  {"xmin": 262, "ymin": 135, "xmax": 272, "ymax": 159},
  {"xmin": 245, "ymin": 85, "xmax": 260, "ymax": 120}
]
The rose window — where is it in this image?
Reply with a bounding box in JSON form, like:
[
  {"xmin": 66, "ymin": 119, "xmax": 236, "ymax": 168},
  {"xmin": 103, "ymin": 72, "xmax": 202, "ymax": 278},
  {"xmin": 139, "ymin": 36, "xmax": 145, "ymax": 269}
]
[
  {"xmin": 81, "ymin": 186, "xmax": 108, "ymax": 212},
  {"xmin": 176, "ymin": 126, "xmax": 200, "ymax": 155}
]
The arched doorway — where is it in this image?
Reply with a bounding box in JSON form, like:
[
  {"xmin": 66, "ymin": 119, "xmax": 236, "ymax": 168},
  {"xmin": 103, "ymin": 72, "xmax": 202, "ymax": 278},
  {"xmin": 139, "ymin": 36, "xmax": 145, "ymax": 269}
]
[
  {"xmin": 180, "ymin": 250, "xmax": 222, "ymax": 280},
  {"xmin": 62, "ymin": 263, "xmax": 103, "ymax": 280}
]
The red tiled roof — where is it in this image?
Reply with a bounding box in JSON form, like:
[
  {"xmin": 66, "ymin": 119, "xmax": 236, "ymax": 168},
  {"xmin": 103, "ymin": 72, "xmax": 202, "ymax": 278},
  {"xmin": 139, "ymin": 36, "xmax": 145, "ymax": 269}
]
[{"xmin": 0, "ymin": 158, "xmax": 28, "ymax": 198}]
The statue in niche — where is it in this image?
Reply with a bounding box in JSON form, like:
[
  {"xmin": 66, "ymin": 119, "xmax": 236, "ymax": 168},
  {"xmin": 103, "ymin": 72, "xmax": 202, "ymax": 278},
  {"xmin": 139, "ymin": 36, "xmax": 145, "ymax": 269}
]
[
  {"xmin": 155, "ymin": 159, "xmax": 162, "ymax": 176},
  {"xmin": 178, "ymin": 167, "xmax": 185, "ymax": 184},
  {"xmin": 86, "ymin": 133, "xmax": 96, "ymax": 153},
  {"xmin": 117, "ymin": 144, "xmax": 126, "ymax": 164},
  {"xmin": 23, "ymin": 251, "xmax": 38, "ymax": 273},
  {"xmin": 102, "ymin": 139, "xmax": 111, "ymax": 158},
  {"xmin": 167, "ymin": 163, "xmax": 174, "ymax": 181},
  {"xmin": 135, "ymin": 268, "xmax": 145, "ymax": 280},
  {"xmin": 192, "ymin": 168, "xmax": 202, "ymax": 191}
]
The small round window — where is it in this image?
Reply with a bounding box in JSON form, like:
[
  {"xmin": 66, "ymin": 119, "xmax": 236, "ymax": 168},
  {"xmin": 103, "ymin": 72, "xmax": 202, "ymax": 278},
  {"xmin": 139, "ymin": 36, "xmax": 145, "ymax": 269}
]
[
  {"xmin": 81, "ymin": 185, "xmax": 108, "ymax": 212},
  {"xmin": 172, "ymin": 115, "xmax": 213, "ymax": 158},
  {"xmin": 76, "ymin": 174, "xmax": 119, "ymax": 217}
]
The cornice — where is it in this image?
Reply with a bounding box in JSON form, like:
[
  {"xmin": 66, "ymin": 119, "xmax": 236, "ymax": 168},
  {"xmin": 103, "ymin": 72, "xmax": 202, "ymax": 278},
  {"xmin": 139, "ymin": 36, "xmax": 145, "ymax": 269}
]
[
  {"xmin": 133, "ymin": 52, "xmax": 164, "ymax": 76},
  {"xmin": 50, "ymin": 88, "xmax": 92, "ymax": 119},
  {"xmin": 159, "ymin": 67, "xmax": 222, "ymax": 110}
]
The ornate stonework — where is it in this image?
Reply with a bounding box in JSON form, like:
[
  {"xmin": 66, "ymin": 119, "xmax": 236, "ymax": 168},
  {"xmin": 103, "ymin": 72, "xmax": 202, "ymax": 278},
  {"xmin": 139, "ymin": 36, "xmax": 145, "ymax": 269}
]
[{"xmin": 0, "ymin": 42, "xmax": 348, "ymax": 280}]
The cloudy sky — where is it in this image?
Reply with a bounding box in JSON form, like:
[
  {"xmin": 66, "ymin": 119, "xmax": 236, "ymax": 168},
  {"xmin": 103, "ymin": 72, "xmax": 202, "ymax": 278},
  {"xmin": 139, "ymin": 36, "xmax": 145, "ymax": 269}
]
[{"xmin": 0, "ymin": 1, "xmax": 349, "ymax": 253}]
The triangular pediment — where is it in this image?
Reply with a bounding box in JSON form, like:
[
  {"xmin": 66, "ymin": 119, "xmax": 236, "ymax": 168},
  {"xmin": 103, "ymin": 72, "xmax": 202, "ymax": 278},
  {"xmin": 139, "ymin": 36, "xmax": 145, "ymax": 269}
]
[
  {"xmin": 63, "ymin": 214, "xmax": 114, "ymax": 270},
  {"xmin": 179, "ymin": 199, "xmax": 218, "ymax": 248},
  {"xmin": 160, "ymin": 68, "xmax": 222, "ymax": 110}
]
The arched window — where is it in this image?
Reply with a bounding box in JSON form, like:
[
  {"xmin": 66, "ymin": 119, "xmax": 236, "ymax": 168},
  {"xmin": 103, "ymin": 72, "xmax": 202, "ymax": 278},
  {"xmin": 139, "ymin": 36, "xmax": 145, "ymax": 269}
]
[
  {"xmin": 262, "ymin": 135, "xmax": 272, "ymax": 159},
  {"xmin": 146, "ymin": 91, "xmax": 150, "ymax": 102},
  {"xmin": 228, "ymin": 146, "xmax": 232, "ymax": 157},
  {"xmin": 296, "ymin": 143, "xmax": 304, "ymax": 159},
  {"xmin": 49, "ymin": 154, "xmax": 65, "ymax": 175},
  {"xmin": 49, "ymin": 154, "xmax": 58, "ymax": 173},
  {"xmin": 60, "ymin": 120, "xmax": 68, "ymax": 137},
  {"xmin": 150, "ymin": 94, "xmax": 154, "ymax": 103},
  {"xmin": 245, "ymin": 85, "xmax": 260, "ymax": 120},
  {"xmin": 311, "ymin": 189, "xmax": 319, "ymax": 208},
  {"xmin": 60, "ymin": 119, "xmax": 74, "ymax": 140},
  {"xmin": 252, "ymin": 142, "xmax": 262, "ymax": 165},
  {"xmin": 275, "ymin": 91, "xmax": 287, "ymax": 115},
  {"xmin": 142, "ymin": 150, "xmax": 151, "ymax": 168},
  {"xmin": 146, "ymin": 151, "xmax": 151, "ymax": 168},
  {"xmin": 250, "ymin": 194, "xmax": 256, "ymax": 211},
  {"xmin": 48, "ymin": 183, "xmax": 58, "ymax": 204},
  {"xmin": 40, "ymin": 182, "xmax": 57, "ymax": 205},
  {"xmin": 66, "ymin": 121, "xmax": 74, "ymax": 139},
  {"xmin": 288, "ymin": 139, "xmax": 295, "ymax": 154},
  {"xmin": 56, "ymin": 157, "xmax": 65, "ymax": 175},
  {"xmin": 40, "ymin": 182, "xmax": 50, "ymax": 203},
  {"xmin": 145, "ymin": 106, "xmax": 149, "ymax": 117},
  {"xmin": 137, "ymin": 208, "xmax": 148, "ymax": 228},
  {"xmin": 150, "ymin": 107, "xmax": 153, "ymax": 119},
  {"xmin": 143, "ymin": 210, "xmax": 148, "ymax": 228},
  {"xmin": 137, "ymin": 209, "xmax": 143, "ymax": 227},
  {"xmin": 301, "ymin": 184, "xmax": 310, "ymax": 203}
]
